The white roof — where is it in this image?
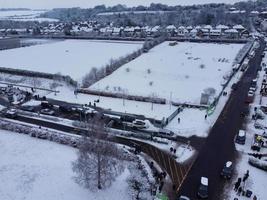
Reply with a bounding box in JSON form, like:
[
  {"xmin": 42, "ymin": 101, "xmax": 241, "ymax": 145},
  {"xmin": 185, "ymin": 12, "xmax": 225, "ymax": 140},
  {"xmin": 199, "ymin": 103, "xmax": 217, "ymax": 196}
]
[
  {"xmin": 203, "ymin": 25, "xmax": 212, "ymax": 30},
  {"xmin": 216, "ymin": 24, "xmax": 229, "ymax": 30},
  {"xmin": 195, "ymin": 25, "xmax": 201, "ymax": 29},
  {"xmin": 210, "ymin": 29, "xmax": 221, "ymax": 33},
  {"xmin": 226, "ymin": 161, "xmax": 232, "ymax": 168},
  {"xmin": 186, "ymin": 26, "xmax": 193, "ymax": 30},
  {"xmin": 201, "ymin": 177, "xmax": 208, "ymax": 186},
  {"xmin": 239, "ymin": 130, "xmax": 245, "ymax": 137},
  {"xmin": 251, "ymin": 11, "xmax": 259, "ymax": 14},
  {"xmin": 225, "ymin": 29, "xmax": 239, "ymax": 33},
  {"xmin": 166, "ymin": 25, "xmax": 176, "ymax": 30},
  {"xmin": 190, "ymin": 29, "xmax": 198, "ymax": 33},
  {"xmin": 233, "ymin": 24, "xmax": 245, "ymax": 30}
]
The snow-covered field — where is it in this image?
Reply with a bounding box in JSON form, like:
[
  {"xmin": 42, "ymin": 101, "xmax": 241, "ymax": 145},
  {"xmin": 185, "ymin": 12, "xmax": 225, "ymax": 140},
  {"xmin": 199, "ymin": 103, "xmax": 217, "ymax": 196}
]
[
  {"xmin": 0, "ymin": 130, "xmax": 133, "ymax": 200},
  {"xmin": 0, "ymin": 39, "xmax": 143, "ymax": 81},
  {"xmin": 0, "ymin": 10, "xmax": 57, "ymax": 22},
  {"xmin": 90, "ymin": 42, "xmax": 244, "ymax": 104}
]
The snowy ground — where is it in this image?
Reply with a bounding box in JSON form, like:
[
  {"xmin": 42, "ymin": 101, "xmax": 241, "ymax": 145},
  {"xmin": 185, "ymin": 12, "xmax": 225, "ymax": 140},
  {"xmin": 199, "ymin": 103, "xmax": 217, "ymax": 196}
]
[
  {"xmin": 0, "ymin": 130, "xmax": 135, "ymax": 200},
  {"xmin": 45, "ymin": 86, "xmax": 178, "ymax": 120},
  {"xmin": 0, "ymin": 10, "xmax": 57, "ymax": 22},
  {"xmin": 90, "ymin": 41, "xmax": 244, "ymax": 104},
  {"xmin": 0, "ymin": 39, "xmax": 143, "ymax": 81}
]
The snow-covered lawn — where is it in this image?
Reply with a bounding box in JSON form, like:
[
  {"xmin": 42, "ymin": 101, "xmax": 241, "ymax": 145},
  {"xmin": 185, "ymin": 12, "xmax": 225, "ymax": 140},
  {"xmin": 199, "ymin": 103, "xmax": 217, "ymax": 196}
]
[
  {"xmin": 166, "ymin": 108, "xmax": 210, "ymax": 137},
  {"xmin": 90, "ymin": 42, "xmax": 244, "ymax": 104},
  {"xmin": 0, "ymin": 130, "xmax": 132, "ymax": 200},
  {"xmin": 0, "ymin": 39, "xmax": 143, "ymax": 81}
]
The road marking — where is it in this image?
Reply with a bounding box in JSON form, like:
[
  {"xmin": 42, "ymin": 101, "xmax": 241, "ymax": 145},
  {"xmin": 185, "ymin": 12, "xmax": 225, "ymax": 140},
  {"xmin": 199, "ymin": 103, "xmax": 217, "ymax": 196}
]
[
  {"xmin": 176, "ymin": 161, "xmax": 195, "ymax": 193},
  {"xmin": 174, "ymin": 163, "xmax": 181, "ymax": 186},
  {"xmin": 168, "ymin": 156, "xmax": 175, "ymax": 182}
]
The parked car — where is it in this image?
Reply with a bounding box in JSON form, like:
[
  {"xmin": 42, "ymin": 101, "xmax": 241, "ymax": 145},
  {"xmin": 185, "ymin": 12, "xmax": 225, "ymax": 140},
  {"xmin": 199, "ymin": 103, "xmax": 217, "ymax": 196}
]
[
  {"xmin": 197, "ymin": 177, "xmax": 208, "ymax": 199},
  {"xmin": 132, "ymin": 119, "xmax": 149, "ymax": 129},
  {"xmin": 235, "ymin": 130, "xmax": 246, "ymax": 145},
  {"xmin": 231, "ymin": 83, "xmax": 238, "ymax": 90},
  {"xmin": 158, "ymin": 128, "xmax": 174, "ymax": 136},
  {"xmin": 251, "ymin": 134, "xmax": 264, "ymax": 152},
  {"xmin": 246, "ymin": 90, "xmax": 255, "ymax": 103},
  {"xmin": 178, "ymin": 196, "xmax": 190, "ymax": 200},
  {"xmin": 220, "ymin": 161, "xmax": 233, "ymax": 179},
  {"xmin": 5, "ymin": 108, "xmax": 18, "ymax": 119},
  {"xmin": 41, "ymin": 101, "xmax": 53, "ymax": 109},
  {"xmin": 40, "ymin": 108, "xmax": 55, "ymax": 115}
]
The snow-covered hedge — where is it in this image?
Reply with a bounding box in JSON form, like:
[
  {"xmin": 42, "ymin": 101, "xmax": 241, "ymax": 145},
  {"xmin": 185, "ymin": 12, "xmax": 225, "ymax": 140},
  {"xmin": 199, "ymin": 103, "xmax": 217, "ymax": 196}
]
[
  {"xmin": 0, "ymin": 119, "xmax": 80, "ymax": 148},
  {"xmin": 0, "ymin": 67, "xmax": 77, "ymax": 87}
]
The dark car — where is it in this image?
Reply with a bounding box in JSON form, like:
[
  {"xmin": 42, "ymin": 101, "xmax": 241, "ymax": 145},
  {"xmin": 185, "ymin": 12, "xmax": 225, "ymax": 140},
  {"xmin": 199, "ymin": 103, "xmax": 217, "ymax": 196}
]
[
  {"xmin": 235, "ymin": 130, "xmax": 246, "ymax": 145},
  {"xmin": 231, "ymin": 83, "xmax": 238, "ymax": 90},
  {"xmin": 197, "ymin": 177, "xmax": 208, "ymax": 199},
  {"xmin": 221, "ymin": 161, "xmax": 233, "ymax": 179}
]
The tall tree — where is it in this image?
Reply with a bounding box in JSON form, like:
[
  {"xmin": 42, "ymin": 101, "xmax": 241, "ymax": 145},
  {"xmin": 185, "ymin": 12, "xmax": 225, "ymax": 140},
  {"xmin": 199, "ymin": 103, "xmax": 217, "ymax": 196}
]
[{"xmin": 72, "ymin": 114, "xmax": 125, "ymax": 190}]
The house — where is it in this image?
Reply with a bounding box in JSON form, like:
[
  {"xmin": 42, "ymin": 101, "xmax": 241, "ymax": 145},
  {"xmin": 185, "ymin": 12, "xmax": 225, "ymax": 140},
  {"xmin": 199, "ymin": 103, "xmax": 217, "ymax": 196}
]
[
  {"xmin": 198, "ymin": 29, "xmax": 210, "ymax": 37},
  {"xmin": 225, "ymin": 29, "xmax": 239, "ymax": 39},
  {"xmin": 177, "ymin": 26, "xmax": 188, "ymax": 37},
  {"xmin": 216, "ymin": 24, "xmax": 229, "ymax": 33},
  {"xmin": 209, "ymin": 29, "xmax": 221, "ymax": 38},
  {"xmin": 166, "ymin": 25, "xmax": 177, "ymax": 37},
  {"xmin": 151, "ymin": 26, "xmax": 161, "ymax": 37},
  {"xmin": 186, "ymin": 26, "xmax": 193, "ymax": 32},
  {"xmin": 124, "ymin": 26, "xmax": 135, "ymax": 37},
  {"xmin": 261, "ymin": 19, "xmax": 267, "ymax": 32},
  {"xmin": 241, "ymin": 29, "xmax": 250, "ymax": 38},
  {"xmin": 203, "ymin": 25, "xmax": 212, "ymax": 31},
  {"xmin": 189, "ymin": 29, "xmax": 198, "ymax": 38},
  {"xmin": 233, "ymin": 24, "xmax": 245, "ymax": 33},
  {"xmin": 112, "ymin": 27, "xmax": 122, "ymax": 36}
]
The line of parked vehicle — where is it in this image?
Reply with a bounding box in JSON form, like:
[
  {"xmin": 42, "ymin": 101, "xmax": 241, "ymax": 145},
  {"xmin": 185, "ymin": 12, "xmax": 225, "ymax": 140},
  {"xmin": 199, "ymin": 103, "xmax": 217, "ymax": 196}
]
[{"xmin": 178, "ymin": 160, "xmax": 233, "ymax": 200}]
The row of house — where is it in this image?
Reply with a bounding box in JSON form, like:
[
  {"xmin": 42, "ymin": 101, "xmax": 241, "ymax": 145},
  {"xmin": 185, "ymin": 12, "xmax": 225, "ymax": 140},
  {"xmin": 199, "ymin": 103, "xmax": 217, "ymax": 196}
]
[{"xmin": 0, "ymin": 21, "xmax": 250, "ymax": 39}]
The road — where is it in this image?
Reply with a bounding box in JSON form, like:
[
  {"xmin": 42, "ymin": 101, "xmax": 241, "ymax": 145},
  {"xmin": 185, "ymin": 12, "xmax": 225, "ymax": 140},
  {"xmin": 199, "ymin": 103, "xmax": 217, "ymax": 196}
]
[{"xmin": 178, "ymin": 38, "xmax": 265, "ymax": 199}]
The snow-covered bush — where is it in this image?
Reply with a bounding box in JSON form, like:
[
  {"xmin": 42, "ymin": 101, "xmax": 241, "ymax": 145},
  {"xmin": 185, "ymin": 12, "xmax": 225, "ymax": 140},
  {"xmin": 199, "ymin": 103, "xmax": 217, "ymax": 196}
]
[{"xmin": 127, "ymin": 160, "xmax": 153, "ymax": 200}]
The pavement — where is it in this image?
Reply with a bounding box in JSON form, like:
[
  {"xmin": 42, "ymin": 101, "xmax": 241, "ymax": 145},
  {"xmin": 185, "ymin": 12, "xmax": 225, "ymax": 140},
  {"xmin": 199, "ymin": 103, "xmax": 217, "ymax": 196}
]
[{"xmin": 177, "ymin": 38, "xmax": 266, "ymax": 200}]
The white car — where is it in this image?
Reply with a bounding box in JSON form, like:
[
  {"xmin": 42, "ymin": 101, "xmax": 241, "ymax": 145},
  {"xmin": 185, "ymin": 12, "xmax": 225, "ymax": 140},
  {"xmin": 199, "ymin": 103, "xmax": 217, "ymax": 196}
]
[
  {"xmin": 40, "ymin": 108, "xmax": 55, "ymax": 115},
  {"xmin": 132, "ymin": 119, "xmax": 149, "ymax": 129}
]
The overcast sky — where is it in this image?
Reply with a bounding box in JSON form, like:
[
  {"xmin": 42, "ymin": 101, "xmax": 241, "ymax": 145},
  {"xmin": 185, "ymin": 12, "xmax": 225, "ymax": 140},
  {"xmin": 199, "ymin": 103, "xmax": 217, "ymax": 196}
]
[{"xmin": 0, "ymin": 0, "xmax": 244, "ymax": 9}]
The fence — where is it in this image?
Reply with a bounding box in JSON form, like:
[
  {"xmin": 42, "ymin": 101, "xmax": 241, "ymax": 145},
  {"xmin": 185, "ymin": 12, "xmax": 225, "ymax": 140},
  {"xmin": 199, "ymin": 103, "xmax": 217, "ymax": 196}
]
[
  {"xmin": 77, "ymin": 88, "xmax": 166, "ymax": 104},
  {"xmin": 0, "ymin": 67, "xmax": 78, "ymax": 87}
]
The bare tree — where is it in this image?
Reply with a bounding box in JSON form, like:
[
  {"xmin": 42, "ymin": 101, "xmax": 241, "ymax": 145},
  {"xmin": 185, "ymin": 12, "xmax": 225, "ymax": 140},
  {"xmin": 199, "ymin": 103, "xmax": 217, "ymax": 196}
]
[{"xmin": 72, "ymin": 114, "xmax": 125, "ymax": 191}]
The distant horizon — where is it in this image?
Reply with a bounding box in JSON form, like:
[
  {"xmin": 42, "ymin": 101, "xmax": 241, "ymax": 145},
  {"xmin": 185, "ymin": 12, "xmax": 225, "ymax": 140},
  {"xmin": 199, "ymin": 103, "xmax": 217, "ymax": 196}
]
[{"xmin": 0, "ymin": 0, "xmax": 245, "ymax": 10}]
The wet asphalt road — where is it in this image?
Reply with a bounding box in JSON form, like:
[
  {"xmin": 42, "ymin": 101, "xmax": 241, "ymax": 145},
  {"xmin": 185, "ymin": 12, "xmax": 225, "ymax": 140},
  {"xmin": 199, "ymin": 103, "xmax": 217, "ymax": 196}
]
[{"xmin": 178, "ymin": 39, "xmax": 265, "ymax": 200}]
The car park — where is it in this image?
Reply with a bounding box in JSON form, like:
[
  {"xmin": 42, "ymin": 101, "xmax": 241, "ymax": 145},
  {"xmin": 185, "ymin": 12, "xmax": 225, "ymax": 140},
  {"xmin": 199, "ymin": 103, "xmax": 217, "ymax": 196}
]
[
  {"xmin": 197, "ymin": 177, "xmax": 208, "ymax": 199},
  {"xmin": 220, "ymin": 161, "xmax": 233, "ymax": 179},
  {"xmin": 235, "ymin": 130, "xmax": 246, "ymax": 145}
]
